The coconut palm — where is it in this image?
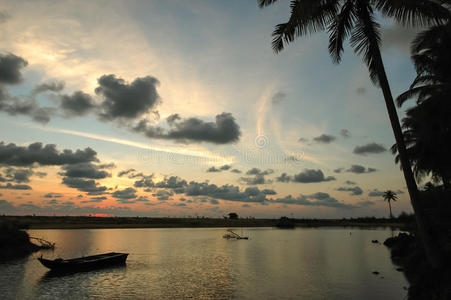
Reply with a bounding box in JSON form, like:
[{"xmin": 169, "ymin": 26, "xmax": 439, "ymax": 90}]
[
  {"xmin": 383, "ymin": 190, "xmax": 397, "ymax": 218},
  {"xmin": 258, "ymin": 0, "xmax": 450, "ymax": 267},
  {"xmin": 393, "ymin": 22, "xmax": 451, "ymax": 189}
]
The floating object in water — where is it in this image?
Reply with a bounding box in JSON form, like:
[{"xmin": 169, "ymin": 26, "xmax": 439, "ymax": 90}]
[
  {"xmin": 38, "ymin": 252, "xmax": 128, "ymax": 272},
  {"xmin": 29, "ymin": 236, "xmax": 55, "ymax": 249},
  {"xmin": 223, "ymin": 229, "xmax": 248, "ymax": 240}
]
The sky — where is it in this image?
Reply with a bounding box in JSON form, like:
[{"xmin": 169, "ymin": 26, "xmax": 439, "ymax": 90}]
[{"xmin": 0, "ymin": 0, "xmax": 423, "ymax": 218}]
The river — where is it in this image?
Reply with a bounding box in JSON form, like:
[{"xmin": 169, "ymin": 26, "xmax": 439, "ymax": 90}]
[{"xmin": 0, "ymin": 227, "xmax": 407, "ymax": 299}]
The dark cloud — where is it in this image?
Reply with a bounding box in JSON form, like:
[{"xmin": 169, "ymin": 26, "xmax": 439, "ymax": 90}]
[
  {"xmin": 210, "ymin": 199, "xmax": 219, "ymax": 205},
  {"xmin": 81, "ymin": 196, "xmax": 107, "ymax": 203},
  {"xmin": 0, "ymin": 167, "xmax": 34, "ymax": 183},
  {"xmin": 298, "ymin": 137, "xmax": 308, "ymax": 143},
  {"xmin": 340, "ymin": 129, "xmax": 351, "ymax": 138},
  {"xmin": 133, "ymin": 174, "xmax": 155, "ymax": 188},
  {"xmin": 0, "ymin": 53, "xmax": 28, "ymax": 84},
  {"xmin": 33, "ymin": 81, "xmax": 65, "ymax": 94},
  {"xmin": 336, "ymin": 186, "xmax": 363, "ymax": 196},
  {"xmin": 345, "ymin": 180, "xmax": 356, "ymax": 185},
  {"xmin": 220, "ymin": 165, "xmax": 231, "ymax": 171},
  {"xmin": 313, "ymin": 134, "xmax": 336, "ymax": 144},
  {"xmin": 358, "ymin": 201, "xmax": 376, "ymax": 207},
  {"xmin": 44, "ymin": 193, "xmax": 63, "ymax": 198},
  {"xmin": 117, "ymin": 168, "xmax": 136, "ymax": 177},
  {"xmin": 240, "ymin": 168, "xmax": 274, "ymax": 185},
  {"xmin": 353, "ymin": 143, "xmax": 387, "ymax": 155},
  {"xmin": 271, "ymin": 91, "xmax": 286, "ymax": 105},
  {"xmin": 356, "ymin": 87, "xmax": 366, "ymax": 95},
  {"xmin": 0, "ymin": 11, "xmax": 11, "ymax": 23},
  {"xmin": 152, "ymin": 190, "xmax": 173, "ymax": 201},
  {"xmin": 185, "ymin": 181, "xmax": 269, "ymax": 203},
  {"xmin": 96, "ymin": 74, "xmax": 160, "ymax": 120},
  {"xmin": 133, "ymin": 112, "xmax": 241, "ymax": 144},
  {"xmin": 62, "ymin": 177, "xmax": 107, "ymax": 195},
  {"xmin": 262, "ymin": 189, "xmax": 277, "ymax": 195},
  {"xmin": 153, "ymin": 176, "xmax": 187, "ymax": 193},
  {"xmin": 59, "ymin": 162, "xmax": 111, "ymax": 179},
  {"xmin": 112, "ymin": 187, "xmax": 137, "ymax": 201},
  {"xmin": 368, "ymin": 189, "xmax": 384, "ymax": 197},
  {"xmin": 231, "ymin": 169, "xmax": 242, "ymax": 174},
  {"xmin": 334, "ymin": 168, "xmax": 344, "ymax": 174},
  {"xmin": 0, "ymin": 183, "xmax": 32, "ymax": 190},
  {"xmin": 206, "ymin": 166, "xmax": 221, "ymax": 173},
  {"xmin": 277, "ymin": 169, "xmax": 335, "ymax": 183},
  {"xmin": 0, "ymin": 142, "xmax": 98, "ymax": 166},
  {"xmin": 346, "ymin": 165, "xmax": 377, "ymax": 174},
  {"xmin": 0, "ymin": 199, "xmax": 15, "ymax": 211},
  {"xmin": 271, "ymin": 192, "xmax": 354, "ymax": 209},
  {"xmin": 0, "ymin": 97, "xmax": 56, "ymax": 124},
  {"xmin": 60, "ymin": 91, "xmax": 96, "ymax": 116}
]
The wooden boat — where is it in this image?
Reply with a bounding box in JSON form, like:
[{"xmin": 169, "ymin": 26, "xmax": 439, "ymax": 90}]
[
  {"xmin": 38, "ymin": 252, "xmax": 128, "ymax": 272},
  {"xmin": 223, "ymin": 229, "xmax": 248, "ymax": 240}
]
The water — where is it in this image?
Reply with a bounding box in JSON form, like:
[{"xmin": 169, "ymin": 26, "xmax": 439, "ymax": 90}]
[{"xmin": 0, "ymin": 227, "xmax": 407, "ymax": 299}]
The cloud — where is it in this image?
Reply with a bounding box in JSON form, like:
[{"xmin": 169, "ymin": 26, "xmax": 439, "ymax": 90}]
[
  {"xmin": 313, "ymin": 134, "xmax": 336, "ymax": 144},
  {"xmin": 0, "ymin": 53, "xmax": 28, "ymax": 84},
  {"xmin": 206, "ymin": 166, "xmax": 221, "ymax": 173},
  {"xmin": 276, "ymin": 169, "xmax": 335, "ymax": 183},
  {"xmin": 271, "ymin": 91, "xmax": 286, "ymax": 105},
  {"xmin": 33, "ymin": 81, "xmax": 65, "ymax": 94},
  {"xmin": 298, "ymin": 137, "xmax": 308, "ymax": 143},
  {"xmin": 353, "ymin": 143, "xmax": 387, "ymax": 155},
  {"xmin": 345, "ymin": 180, "xmax": 356, "ymax": 185},
  {"xmin": 231, "ymin": 169, "xmax": 242, "ymax": 174},
  {"xmin": 0, "ymin": 183, "xmax": 32, "ymax": 190},
  {"xmin": 334, "ymin": 168, "xmax": 344, "ymax": 174},
  {"xmin": 112, "ymin": 187, "xmax": 137, "ymax": 201},
  {"xmin": 60, "ymin": 91, "xmax": 96, "ymax": 116},
  {"xmin": 346, "ymin": 165, "xmax": 377, "ymax": 174},
  {"xmin": 368, "ymin": 189, "xmax": 385, "ymax": 197},
  {"xmin": 240, "ymin": 168, "xmax": 274, "ymax": 185},
  {"xmin": 44, "ymin": 193, "xmax": 63, "ymax": 198},
  {"xmin": 0, "ymin": 10, "xmax": 11, "ymax": 23},
  {"xmin": 381, "ymin": 24, "xmax": 420, "ymax": 53},
  {"xmin": 185, "ymin": 181, "xmax": 269, "ymax": 203},
  {"xmin": 0, "ymin": 167, "xmax": 34, "ymax": 183},
  {"xmin": 96, "ymin": 74, "xmax": 160, "ymax": 120},
  {"xmin": 152, "ymin": 190, "xmax": 173, "ymax": 201},
  {"xmin": 271, "ymin": 192, "xmax": 354, "ymax": 209},
  {"xmin": 0, "ymin": 199, "xmax": 15, "ymax": 211},
  {"xmin": 357, "ymin": 201, "xmax": 376, "ymax": 207},
  {"xmin": 262, "ymin": 189, "xmax": 277, "ymax": 195},
  {"xmin": 356, "ymin": 87, "xmax": 366, "ymax": 95},
  {"xmin": 336, "ymin": 186, "xmax": 363, "ymax": 196},
  {"xmin": 340, "ymin": 129, "xmax": 351, "ymax": 138},
  {"xmin": 59, "ymin": 162, "xmax": 112, "ymax": 179},
  {"xmin": 153, "ymin": 176, "xmax": 187, "ymax": 193},
  {"xmin": 0, "ymin": 141, "xmax": 98, "ymax": 166},
  {"xmin": 62, "ymin": 177, "xmax": 107, "ymax": 195},
  {"xmin": 132, "ymin": 112, "xmax": 241, "ymax": 144},
  {"xmin": 81, "ymin": 196, "xmax": 107, "ymax": 203},
  {"xmin": 117, "ymin": 168, "xmax": 136, "ymax": 177}
]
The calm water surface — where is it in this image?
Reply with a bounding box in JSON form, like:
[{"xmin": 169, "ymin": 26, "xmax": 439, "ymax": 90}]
[{"xmin": 0, "ymin": 227, "xmax": 407, "ymax": 299}]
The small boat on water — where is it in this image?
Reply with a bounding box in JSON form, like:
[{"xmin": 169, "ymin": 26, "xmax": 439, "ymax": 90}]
[
  {"xmin": 223, "ymin": 229, "xmax": 248, "ymax": 240},
  {"xmin": 38, "ymin": 252, "xmax": 128, "ymax": 272}
]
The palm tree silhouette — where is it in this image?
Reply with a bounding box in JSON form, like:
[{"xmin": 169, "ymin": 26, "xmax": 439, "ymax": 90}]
[
  {"xmin": 383, "ymin": 190, "xmax": 397, "ymax": 218},
  {"xmin": 258, "ymin": 0, "xmax": 450, "ymax": 267},
  {"xmin": 393, "ymin": 21, "xmax": 451, "ymax": 189}
]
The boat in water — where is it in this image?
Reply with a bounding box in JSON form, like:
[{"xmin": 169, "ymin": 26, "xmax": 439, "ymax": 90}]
[
  {"xmin": 38, "ymin": 252, "xmax": 128, "ymax": 272},
  {"xmin": 223, "ymin": 229, "xmax": 248, "ymax": 240}
]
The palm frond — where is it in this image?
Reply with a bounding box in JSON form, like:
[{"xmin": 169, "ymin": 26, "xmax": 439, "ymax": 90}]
[
  {"xmin": 375, "ymin": 0, "xmax": 451, "ymax": 27},
  {"xmin": 328, "ymin": 1, "xmax": 356, "ymax": 63},
  {"xmin": 258, "ymin": 0, "xmax": 281, "ymax": 8},
  {"xmin": 350, "ymin": 1, "xmax": 382, "ymax": 84}
]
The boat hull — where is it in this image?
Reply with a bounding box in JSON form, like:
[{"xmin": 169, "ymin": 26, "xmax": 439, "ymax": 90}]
[{"xmin": 38, "ymin": 252, "xmax": 128, "ymax": 272}]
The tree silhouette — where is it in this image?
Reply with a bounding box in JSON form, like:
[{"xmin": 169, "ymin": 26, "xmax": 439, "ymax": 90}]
[
  {"xmin": 259, "ymin": 0, "xmax": 450, "ymax": 268},
  {"xmin": 393, "ymin": 21, "xmax": 451, "ymax": 189},
  {"xmin": 383, "ymin": 190, "xmax": 397, "ymax": 218}
]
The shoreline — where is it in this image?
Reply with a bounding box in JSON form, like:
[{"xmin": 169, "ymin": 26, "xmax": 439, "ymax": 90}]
[{"xmin": 1, "ymin": 216, "xmax": 411, "ymax": 230}]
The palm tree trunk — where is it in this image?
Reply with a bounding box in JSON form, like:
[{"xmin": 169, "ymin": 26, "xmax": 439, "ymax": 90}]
[
  {"xmin": 374, "ymin": 48, "xmax": 444, "ymax": 268},
  {"xmin": 388, "ymin": 201, "xmax": 393, "ymax": 219}
]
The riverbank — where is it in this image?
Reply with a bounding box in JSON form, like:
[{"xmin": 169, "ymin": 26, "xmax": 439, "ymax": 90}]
[
  {"xmin": 0, "ymin": 222, "xmax": 41, "ymax": 261},
  {"xmin": 0, "ymin": 215, "xmax": 412, "ymax": 229}
]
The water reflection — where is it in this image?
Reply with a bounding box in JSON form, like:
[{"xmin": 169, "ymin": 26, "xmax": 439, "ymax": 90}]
[{"xmin": 0, "ymin": 228, "xmax": 407, "ymax": 299}]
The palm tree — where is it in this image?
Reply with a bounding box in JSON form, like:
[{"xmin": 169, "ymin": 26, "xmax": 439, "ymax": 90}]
[
  {"xmin": 383, "ymin": 190, "xmax": 397, "ymax": 218},
  {"xmin": 393, "ymin": 21, "xmax": 451, "ymax": 189},
  {"xmin": 258, "ymin": 0, "xmax": 450, "ymax": 268}
]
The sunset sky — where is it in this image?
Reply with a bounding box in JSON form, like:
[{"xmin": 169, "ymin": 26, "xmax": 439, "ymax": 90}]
[{"xmin": 0, "ymin": 0, "xmax": 423, "ymax": 218}]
